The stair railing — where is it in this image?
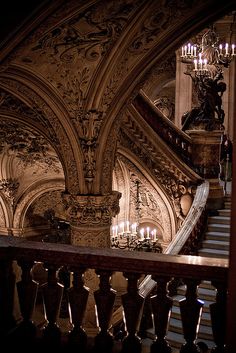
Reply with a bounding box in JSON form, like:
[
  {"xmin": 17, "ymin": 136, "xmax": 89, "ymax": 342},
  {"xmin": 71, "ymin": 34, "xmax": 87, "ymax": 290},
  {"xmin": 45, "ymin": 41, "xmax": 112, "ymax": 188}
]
[{"xmin": 0, "ymin": 230, "xmax": 227, "ymax": 353}]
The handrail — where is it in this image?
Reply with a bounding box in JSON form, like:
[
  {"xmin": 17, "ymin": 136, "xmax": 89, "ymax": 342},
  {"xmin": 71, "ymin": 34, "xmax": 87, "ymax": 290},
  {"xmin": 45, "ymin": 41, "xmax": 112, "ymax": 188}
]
[
  {"xmin": 0, "ymin": 234, "xmax": 228, "ymax": 352},
  {"xmin": 133, "ymin": 90, "xmax": 193, "ymax": 167},
  {"xmin": 0, "ymin": 233, "xmax": 227, "ymax": 283},
  {"xmin": 165, "ymin": 180, "xmax": 209, "ymax": 255},
  {"xmin": 135, "ymin": 180, "xmax": 209, "ymax": 301}
]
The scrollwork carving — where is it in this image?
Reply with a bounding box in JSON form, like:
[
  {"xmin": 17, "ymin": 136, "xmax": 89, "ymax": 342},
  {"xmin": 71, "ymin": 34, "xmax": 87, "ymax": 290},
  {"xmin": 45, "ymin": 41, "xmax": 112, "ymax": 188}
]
[
  {"xmin": 0, "ymin": 178, "xmax": 19, "ymax": 206},
  {"xmin": 62, "ymin": 191, "xmax": 121, "ymax": 227}
]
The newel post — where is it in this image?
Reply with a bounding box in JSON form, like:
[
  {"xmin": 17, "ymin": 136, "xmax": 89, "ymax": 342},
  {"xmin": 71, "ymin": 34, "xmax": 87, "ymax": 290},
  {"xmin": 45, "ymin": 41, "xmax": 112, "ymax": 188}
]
[{"xmin": 187, "ymin": 130, "xmax": 224, "ymax": 209}]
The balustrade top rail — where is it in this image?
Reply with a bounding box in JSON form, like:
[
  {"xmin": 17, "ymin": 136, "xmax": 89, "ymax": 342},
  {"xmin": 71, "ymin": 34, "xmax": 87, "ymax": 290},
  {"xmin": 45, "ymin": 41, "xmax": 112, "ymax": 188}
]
[
  {"xmin": 133, "ymin": 90, "xmax": 193, "ymax": 167},
  {"xmin": 0, "ymin": 235, "xmax": 228, "ymax": 282}
]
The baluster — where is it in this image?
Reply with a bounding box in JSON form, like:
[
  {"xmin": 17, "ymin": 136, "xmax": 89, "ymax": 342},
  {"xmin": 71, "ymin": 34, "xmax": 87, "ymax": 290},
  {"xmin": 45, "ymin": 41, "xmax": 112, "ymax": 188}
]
[
  {"xmin": 179, "ymin": 279, "xmax": 203, "ymax": 353},
  {"xmin": 121, "ymin": 272, "xmax": 144, "ymax": 353},
  {"xmin": 58, "ymin": 265, "xmax": 70, "ymax": 318},
  {"xmin": 0, "ymin": 260, "xmax": 16, "ymax": 337},
  {"xmin": 94, "ymin": 270, "xmax": 116, "ymax": 353},
  {"xmin": 41, "ymin": 263, "xmax": 64, "ymax": 347},
  {"xmin": 150, "ymin": 276, "xmax": 172, "ymax": 353},
  {"xmin": 67, "ymin": 267, "xmax": 89, "ymax": 350},
  {"xmin": 210, "ymin": 280, "xmax": 227, "ymax": 353},
  {"xmin": 14, "ymin": 260, "xmax": 38, "ymax": 347}
]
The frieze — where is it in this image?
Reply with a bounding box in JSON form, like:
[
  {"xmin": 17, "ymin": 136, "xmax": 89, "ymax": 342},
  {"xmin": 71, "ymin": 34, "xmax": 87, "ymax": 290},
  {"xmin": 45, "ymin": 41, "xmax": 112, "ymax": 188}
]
[{"xmin": 71, "ymin": 230, "xmax": 110, "ymax": 248}]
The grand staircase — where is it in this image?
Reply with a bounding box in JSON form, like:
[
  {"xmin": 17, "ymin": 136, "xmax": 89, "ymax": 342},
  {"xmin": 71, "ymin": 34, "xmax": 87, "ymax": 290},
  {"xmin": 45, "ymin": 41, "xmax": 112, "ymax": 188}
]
[{"xmin": 165, "ymin": 193, "xmax": 231, "ymax": 351}]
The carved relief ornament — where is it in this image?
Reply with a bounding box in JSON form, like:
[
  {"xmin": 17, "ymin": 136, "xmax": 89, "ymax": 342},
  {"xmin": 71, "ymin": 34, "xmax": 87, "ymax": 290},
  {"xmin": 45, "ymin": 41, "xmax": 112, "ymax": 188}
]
[{"xmin": 62, "ymin": 191, "xmax": 121, "ymax": 226}]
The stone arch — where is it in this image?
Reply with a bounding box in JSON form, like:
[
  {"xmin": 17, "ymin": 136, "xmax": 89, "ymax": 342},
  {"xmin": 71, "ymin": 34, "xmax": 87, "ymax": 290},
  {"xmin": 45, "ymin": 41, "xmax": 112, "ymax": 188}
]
[
  {"xmin": 114, "ymin": 150, "xmax": 176, "ymax": 243},
  {"xmin": 13, "ymin": 179, "xmax": 65, "ymax": 231},
  {"xmin": 96, "ymin": 0, "xmax": 236, "ymax": 193},
  {"xmin": 0, "ymin": 66, "xmax": 85, "ymax": 193}
]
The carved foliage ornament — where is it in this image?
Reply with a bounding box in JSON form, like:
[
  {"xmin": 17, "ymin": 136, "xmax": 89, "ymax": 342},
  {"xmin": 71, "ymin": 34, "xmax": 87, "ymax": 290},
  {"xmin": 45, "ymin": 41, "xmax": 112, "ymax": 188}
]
[
  {"xmin": 0, "ymin": 178, "xmax": 19, "ymax": 206},
  {"xmin": 62, "ymin": 191, "xmax": 121, "ymax": 226},
  {"xmin": 0, "ymin": 89, "xmax": 57, "ymax": 143},
  {"xmin": 0, "ymin": 120, "xmax": 60, "ymax": 173},
  {"xmin": 30, "ymin": 1, "xmax": 135, "ymax": 63}
]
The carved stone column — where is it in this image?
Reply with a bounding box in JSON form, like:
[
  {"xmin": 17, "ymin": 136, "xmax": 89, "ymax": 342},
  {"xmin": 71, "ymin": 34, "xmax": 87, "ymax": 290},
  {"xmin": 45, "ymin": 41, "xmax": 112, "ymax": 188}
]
[
  {"xmin": 62, "ymin": 191, "xmax": 121, "ymax": 247},
  {"xmin": 62, "ymin": 191, "xmax": 121, "ymax": 335},
  {"xmin": 187, "ymin": 129, "xmax": 224, "ymax": 209}
]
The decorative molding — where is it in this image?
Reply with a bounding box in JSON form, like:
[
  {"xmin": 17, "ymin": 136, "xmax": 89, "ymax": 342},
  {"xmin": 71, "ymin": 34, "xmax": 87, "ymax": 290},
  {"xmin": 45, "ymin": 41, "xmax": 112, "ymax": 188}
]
[
  {"xmin": 62, "ymin": 191, "xmax": 121, "ymax": 226},
  {"xmin": 154, "ymin": 96, "xmax": 175, "ymax": 121},
  {"xmin": 0, "ymin": 119, "xmax": 61, "ymax": 173},
  {"xmin": 0, "ymin": 79, "xmax": 81, "ymax": 194},
  {"xmin": 120, "ymin": 115, "xmax": 198, "ymax": 226},
  {"xmin": 71, "ymin": 229, "xmax": 110, "ymax": 248},
  {"xmin": 0, "ymin": 178, "xmax": 19, "ymax": 206}
]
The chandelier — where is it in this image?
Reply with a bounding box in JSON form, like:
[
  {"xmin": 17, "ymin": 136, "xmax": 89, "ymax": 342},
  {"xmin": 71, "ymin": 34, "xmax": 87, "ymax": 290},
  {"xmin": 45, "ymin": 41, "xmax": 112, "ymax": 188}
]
[
  {"xmin": 110, "ymin": 180, "xmax": 162, "ymax": 253},
  {"xmin": 181, "ymin": 26, "xmax": 235, "ymax": 78},
  {"xmin": 180, "ymin": 24, "xmax": 235, "ymax": 132}
]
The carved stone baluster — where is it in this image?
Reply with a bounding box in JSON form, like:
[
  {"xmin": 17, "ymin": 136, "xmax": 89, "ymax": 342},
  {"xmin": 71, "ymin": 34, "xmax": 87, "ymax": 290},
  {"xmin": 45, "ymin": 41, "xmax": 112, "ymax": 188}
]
[
  {"xmin": 41, "ymin": 263, "xmax": 64, "ymax": 347},
  {"xmin": 121, "ymin": 272, "xmax": 144, "ymax": 353},
  {"xmin": 0, "ymin": 260, "xmax": 16, "ymax": 337},
  {"xmin": 179, "ymin": 279, "xmax": 203, "ymax": 353},
  {"xmin": 15, "ymin": 260, "xmax": 38, "ymax": 346},
  {"xmin": 210, "ymin": 280, "xmax": 227, "ymax": 353},
  {"xmin": 94, "ymin": 270, "xmax": 116, "ymax": 353},
  {"xmin": 150, "ymin": 276, "xmax": 172, "ymax": 353},
  {"xmin": 67, "ymin": 267, "xmax": 89, "ymax": 350}
]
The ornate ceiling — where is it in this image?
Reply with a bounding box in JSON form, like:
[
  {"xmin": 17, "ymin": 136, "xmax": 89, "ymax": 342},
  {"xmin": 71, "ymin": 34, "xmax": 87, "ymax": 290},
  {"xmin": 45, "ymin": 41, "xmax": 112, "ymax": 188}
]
[{"xmin": 0, "ymin": 0, "xmax": 235, "ymax": 238}]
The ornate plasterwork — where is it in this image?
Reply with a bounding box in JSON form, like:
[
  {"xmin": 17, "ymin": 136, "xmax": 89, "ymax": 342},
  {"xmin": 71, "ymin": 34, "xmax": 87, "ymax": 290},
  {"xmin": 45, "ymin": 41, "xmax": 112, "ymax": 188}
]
[
  {"xmin": 0, "ymin": 202, "xmax": 6, "ymax": 227},
  {"xmin": 25, "ymin": 190, "xmax": 66, "ymax": 228},
  {"xmin": 0, "ymin": 178, "xmax": 19, "ymax": 207},
  {"xmin": 154, "ymin": 96, "xmax": 175, "ymax": 121},
  {"xmin": 0, "ymin": 88, "xmax": 58, "ymax": 144},
  {"xmin": 0, "ymin": 119, "xmax": 60, "ymax": 173},
  {"xmin": 62, "ymin": 191, "xmax": 121, "ymax": 226},
  {"xmin": 114, "ymin": 156, "xmax": 173, "ymax": 242},
  {"xmin": 120, "ymin": 114, "xmax": 197, "ymax": 226},
  {"xmin": 0, "ymin": 79, "xmax": 81, "ymax": 194},
  {"xmin": 13, "ymin": 180, "xmax": 65, "ymax": 229},
  {"xmin": 71, "ymin": 229, "xmax": 110, "ymax": 248}
]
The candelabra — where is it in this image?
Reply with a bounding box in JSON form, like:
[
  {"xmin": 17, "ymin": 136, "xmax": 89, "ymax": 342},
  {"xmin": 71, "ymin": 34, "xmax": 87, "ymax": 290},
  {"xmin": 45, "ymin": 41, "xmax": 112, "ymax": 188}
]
[
  {"xmin": 110, "ymin": 180, "xmax": 162, "ymax": 253},
  {"xmin": 181, "ymin": 26, "xmax": 235, "ymax": 78},
  {"xmin": 180, "ymin": 25, "xmax": 235, "ymax": 132}
]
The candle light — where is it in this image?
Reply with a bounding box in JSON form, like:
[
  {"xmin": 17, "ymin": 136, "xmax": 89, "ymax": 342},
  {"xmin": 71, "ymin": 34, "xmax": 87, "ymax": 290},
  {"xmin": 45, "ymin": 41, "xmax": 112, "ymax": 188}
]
[
  {"xmin": 126, "ymin": 221, "xmax": 130, "ymax": 233},
  {"xmin": 232, "ymin": 44, "xmax": 235, "ymax": 55},
  {"xmin": 153, "ymin": 229, "xmax": 157, "ymax": 242},
  {"xmin": 140, "ymin": 228, "xmax": 144, "ymax": 241},
  {"xmin": 146, "ymin": 227, "xmax": 150, "ymax": 239},
  {"xmin": 219, "ymin": 44, "xmax": 223, "ymax": 56},
  {"xmin": 225, "ymin": 43, "xmax": 229, "ymax": 55}
]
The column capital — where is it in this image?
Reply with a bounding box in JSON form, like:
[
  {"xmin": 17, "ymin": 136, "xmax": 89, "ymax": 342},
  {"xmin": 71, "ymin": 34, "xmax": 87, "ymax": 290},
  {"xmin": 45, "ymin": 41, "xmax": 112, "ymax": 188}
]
[{"xmin": 62, "ymin": 191, "xmax": 121, "ymax": 227}]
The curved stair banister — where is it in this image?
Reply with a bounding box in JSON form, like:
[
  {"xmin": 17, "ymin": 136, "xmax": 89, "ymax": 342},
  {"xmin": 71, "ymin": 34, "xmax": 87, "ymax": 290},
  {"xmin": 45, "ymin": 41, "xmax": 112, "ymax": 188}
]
[
  {"xmin": 132, "ymin": 90, "xmax": 193, "ymax": 167},
  {"xmin": 111, "ymin": 180, "xmax": 209, "ymax": 326}
]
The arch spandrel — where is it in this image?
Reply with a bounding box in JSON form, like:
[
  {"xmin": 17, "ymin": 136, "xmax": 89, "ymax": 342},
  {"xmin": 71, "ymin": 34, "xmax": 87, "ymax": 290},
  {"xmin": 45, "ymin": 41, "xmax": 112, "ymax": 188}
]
[
  {"xmin": 0, "ymin": 0, "xmax": 235, "ymax": 196},
  {"xmin": 0, "ymin": 69, "xmax": 85, "ymax": 194}
]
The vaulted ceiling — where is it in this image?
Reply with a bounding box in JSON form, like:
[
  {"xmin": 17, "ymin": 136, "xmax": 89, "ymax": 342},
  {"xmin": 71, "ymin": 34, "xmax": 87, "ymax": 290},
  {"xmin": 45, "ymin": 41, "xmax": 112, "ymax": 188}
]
[{"xmin": 0, "ymin": 1, "xmax": 235, "ymax": 235}]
